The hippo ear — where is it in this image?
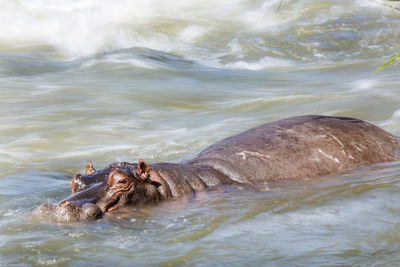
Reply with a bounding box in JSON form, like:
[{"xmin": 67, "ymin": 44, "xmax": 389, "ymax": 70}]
[
  {"xmin": 85, "ymin": 161, "xmax": 96, "ymax": 175},
  {"xmin": 138, "ymin": 160, "xmax": 150, "ymax": 179},
  {"xmin": 107, "ymin": 170, "xmax": 132, "ymax": 188}
]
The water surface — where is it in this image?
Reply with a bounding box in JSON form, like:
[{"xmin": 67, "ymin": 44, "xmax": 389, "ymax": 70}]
[{"xmin": 0, "ymin": 0, "xmax": 400, "ymax": 266}]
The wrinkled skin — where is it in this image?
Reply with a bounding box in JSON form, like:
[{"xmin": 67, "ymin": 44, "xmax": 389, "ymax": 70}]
[
  {"xmin": 36, "ymin": 115, "xmax": 400, "ymax": 222},
  {"xmin": 36, "ymin": 165, "xmax": 162, "ymax": 222}
]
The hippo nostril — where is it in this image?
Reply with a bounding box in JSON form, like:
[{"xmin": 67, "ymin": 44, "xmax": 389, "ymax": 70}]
[{"xmin": 59, "ymin": 201, "xmax": 71, "ymax": 207}]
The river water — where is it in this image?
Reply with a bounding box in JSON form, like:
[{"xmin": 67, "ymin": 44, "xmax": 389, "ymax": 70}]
[{"xmin": 1, "ymin": 0, "xmax": 400, "ymax": 266}]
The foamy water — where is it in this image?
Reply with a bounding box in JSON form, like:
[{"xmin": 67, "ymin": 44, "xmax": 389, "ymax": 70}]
[
  {"xmin": 1, "ymin": 0, "xmax": 399, "ymax": 67},
  {"xmin": 0, "ymin": 0, "xmax": 400, "ymax": 266}
]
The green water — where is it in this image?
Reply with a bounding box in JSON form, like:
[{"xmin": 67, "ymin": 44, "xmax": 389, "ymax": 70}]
[{"xmin": 0, "ymin": 0, "xmax": 400, "ymax": 266}]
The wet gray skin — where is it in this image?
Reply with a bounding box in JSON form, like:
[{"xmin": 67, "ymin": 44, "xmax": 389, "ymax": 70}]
[
  {"xmin": 37, "ymin": 202, "xmax": 103, "ymax": 222},
  {"xmin": 37, "ymin": 164, "xmax": 162, "ymax": 222},
  {"xmin": 36, "ymin": 115, "xmax": 400, "ymax": 222}
]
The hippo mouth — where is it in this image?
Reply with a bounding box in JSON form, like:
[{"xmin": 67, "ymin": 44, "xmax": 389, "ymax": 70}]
[{"xmin": 98, "ymin": 195, "xmax": 121, "ymax": 213}]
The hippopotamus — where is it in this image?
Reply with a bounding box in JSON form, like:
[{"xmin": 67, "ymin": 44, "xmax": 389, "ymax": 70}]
[{"xmin": 36, "ymin": 115, "xmax": 399, "ymax": 222}]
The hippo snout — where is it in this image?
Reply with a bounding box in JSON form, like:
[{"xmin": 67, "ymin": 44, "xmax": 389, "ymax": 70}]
[
  {"xmin": 35, "ymin": 201, "xmax": 103, "ymax": 222},
  {"xmin": 81, "ymin": 203, "xmax": 103, "ymax": 220}
]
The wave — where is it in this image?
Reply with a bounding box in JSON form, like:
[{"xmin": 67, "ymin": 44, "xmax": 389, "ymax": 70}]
[
  {"xmin": 0, "ymin": 0, "xmax": 295, "ymax": 55},
  {"xmin": 0, "ymin": 0, "xmax": 399, "ymax": 70}
]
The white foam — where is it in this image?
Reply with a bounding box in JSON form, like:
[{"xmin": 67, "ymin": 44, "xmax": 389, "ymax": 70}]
[
  {"xmin": 227, "ymin": 38, "xmax": 244, "ymax": 59},
  {"xmin": 381, "ymin": 108, "xmax": 400, "ymax": 134},
  {"xmin": 179, "ymin": 26, "xmax": 209, "ymax": 43},
  {"xmin": 0, "ymin": 0, "xmax": 177, "ymax": 57},
  {"xmin": 349, "ymin": 79, "xmax": 378, "ymax": 92},
  {"xmin": 0, "ymin": 0, "xmax": 397, "ymax": 70},
  {"xmin": 0, "ymin": 0, "xmax": 298, "ymax": 59},
  {"xmin": 223, "ymin": 56, "xmax": 293, "ymax": 70}
]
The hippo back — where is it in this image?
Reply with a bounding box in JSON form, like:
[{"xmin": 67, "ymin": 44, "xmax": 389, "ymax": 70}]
[{"xmin": 187, "ymin": 115, "xmax": 399, "ymax": 184}]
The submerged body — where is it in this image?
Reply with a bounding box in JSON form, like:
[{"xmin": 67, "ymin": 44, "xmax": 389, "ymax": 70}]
[{"xmin": 37, "ymin": 115, "xmax": 399, "ymax": 222}]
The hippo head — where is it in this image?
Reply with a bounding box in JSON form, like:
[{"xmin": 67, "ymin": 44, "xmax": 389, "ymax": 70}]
[{"xmin": 36, "ymin": 161, "xmax": 161, "ymax": 222}]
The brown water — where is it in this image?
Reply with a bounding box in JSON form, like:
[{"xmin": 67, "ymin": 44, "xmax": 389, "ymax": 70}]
[{"xmin": 0, "ymin": 0, "xmax": 400, "ymax": 266}]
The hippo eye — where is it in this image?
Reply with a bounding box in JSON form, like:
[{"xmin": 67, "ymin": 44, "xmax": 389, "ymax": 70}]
[{"xmin": 118, "ymin": 179, "xmax": 127, "ymax": 184}]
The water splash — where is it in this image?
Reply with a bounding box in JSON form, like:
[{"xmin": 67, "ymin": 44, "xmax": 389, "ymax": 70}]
[{"xmin": 1, "ymin": 0, "xmax": 399, "ymax": 70}]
